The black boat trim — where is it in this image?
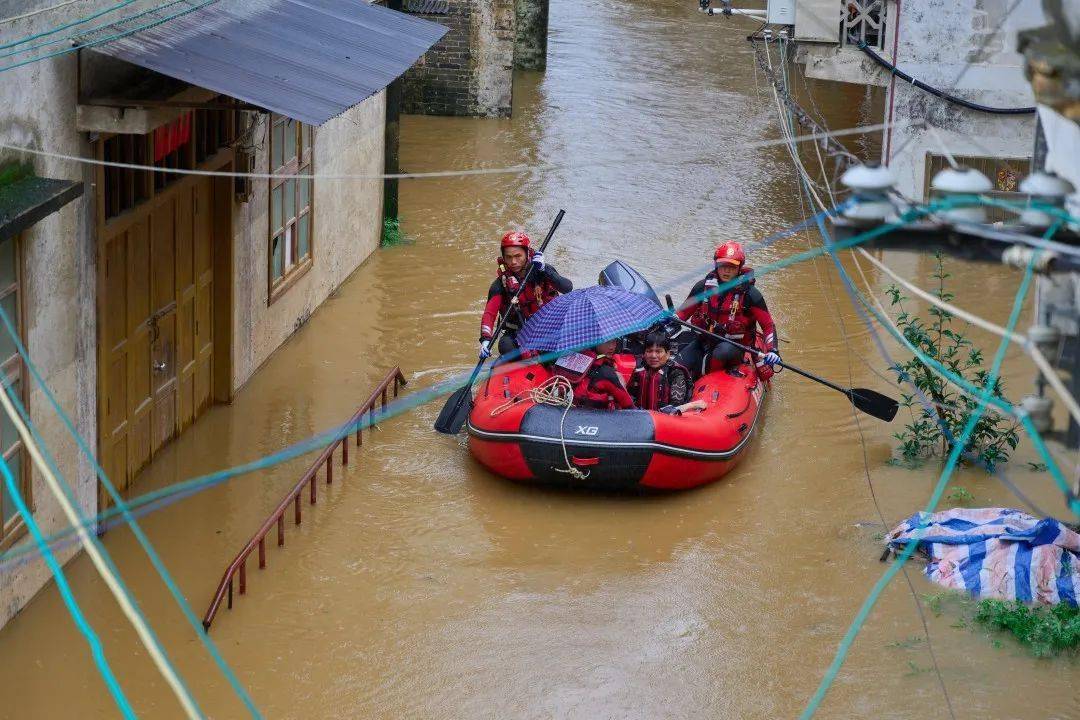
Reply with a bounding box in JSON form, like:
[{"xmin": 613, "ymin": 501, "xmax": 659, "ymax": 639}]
[{"xmin": 467, "ymin": 407, "xmax": 762, "ymax": 461}]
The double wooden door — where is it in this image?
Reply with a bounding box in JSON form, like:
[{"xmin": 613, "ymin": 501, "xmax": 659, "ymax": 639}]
[{"xmin": 99, "ymin": 177, "xmax": 216, "ymax": 493}]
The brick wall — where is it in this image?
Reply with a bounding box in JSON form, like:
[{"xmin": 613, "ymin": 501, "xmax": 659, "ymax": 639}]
[{"xmin": 402, "ymin": 0, "xmax": 515, "ymax": 117}]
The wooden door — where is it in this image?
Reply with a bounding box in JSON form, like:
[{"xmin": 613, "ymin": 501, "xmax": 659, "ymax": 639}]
[
  {"xmin": 99, "ymin": 177, "xmax": 216, "ymax": 492},
  {"xmin": 149, "ymin": 202, "xmax": 178, "ymax": 456},
  {"xmin": 193, "ymin": 179, "xmax": 215, "ymax": 416}
]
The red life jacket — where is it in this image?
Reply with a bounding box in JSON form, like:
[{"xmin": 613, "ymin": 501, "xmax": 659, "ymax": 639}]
[
  {"xmin": 629, "ymin": 361, "xmax": 691, "ymax": 411},
  {"xmin": 691, "ymin": 268, "xmax": 756, "ymax": 343},
  {"xmin": 497, "ymin": 259, "xmax": 560, "ymax": 322},
  {"xmin": 551, "ymin": 351, "xmax": 621, "ymax": 410}
]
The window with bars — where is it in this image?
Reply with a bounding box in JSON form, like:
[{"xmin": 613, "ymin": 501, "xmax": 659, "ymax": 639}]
[
  {"xmin": 924, "ymin": 153, "xmax": 1032, "ymax": 224},
  {"xmin": 101, "ymin": 98, "xmax": 238, "ymax": 221},
  {"xmin": 0, "ymin": 234, "xmax": 29, "ymax": 550},
  {"xmin": 841, "ymin": 0, "xmax": 887, "ymax": 51},
  {"xmin": 268, "ymin": 114, "xmax": 314, "ymax": 300}
]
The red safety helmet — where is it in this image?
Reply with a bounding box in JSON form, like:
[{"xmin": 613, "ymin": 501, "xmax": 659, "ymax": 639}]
[
  {"xmin": 714, "ymin": 241, "xmax": 745, "ymax": 267},
  {"xmin": 501, "ymin": 231, "xmax": 532, "ymax": 250}
]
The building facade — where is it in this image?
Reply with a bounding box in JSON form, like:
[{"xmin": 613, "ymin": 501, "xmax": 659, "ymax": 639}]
[
  {"xmin": 792, "ymin": 0, "xmax": 1046, "ymax": 201},
  {"xmin": 0, "ymin": 0, "xmax": 440, "ymax": 628},
  {"xmin": 401, "ymin": 0, "xmax": 551, "ymax": 117}
]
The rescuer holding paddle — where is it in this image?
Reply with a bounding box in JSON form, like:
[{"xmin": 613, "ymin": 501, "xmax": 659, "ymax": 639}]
[
  {"xmin": 675, "ymin": 241, "xmax": 781, "ymax": 379},
  {"xmin": 479, "ymin": 231, "xmax": 573, "ymax": 360}
]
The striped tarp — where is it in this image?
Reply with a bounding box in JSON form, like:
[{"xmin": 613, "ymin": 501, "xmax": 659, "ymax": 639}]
[{"xmin": 886, "ymin": 508, "xmax": 1079, "ymax": 605}]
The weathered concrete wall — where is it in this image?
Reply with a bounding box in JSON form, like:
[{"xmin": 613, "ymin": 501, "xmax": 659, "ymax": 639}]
[
  {"xmin": 231, "ymin": 93, "xmax": 387, "ymax": 389},
  {"xmin": 402, "ymin": 0, "xmax": 515, "ymax": 117},
  {"xmin": 881, "ymin": 0, "xmax": 1046, "ymax": 198},
  {"xmin": 799, "ymin": 0, "xmax": 1047, "ymax": 198},
  {"xmin": 0, "ymin": 2, "xmax": 103, "ymax": 628},
  {"xmin": 514, "ymin": 0, "xmax": 549, "ymax": 70}
]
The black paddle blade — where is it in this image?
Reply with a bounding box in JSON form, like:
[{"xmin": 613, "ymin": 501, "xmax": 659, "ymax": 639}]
[
  {"xmin": 849, "ymin": 388, "xmax": 900, "ymax": 422},
  {"xmin": 434, "ymin": 385, "xmax": 473, "ymax": 435}
]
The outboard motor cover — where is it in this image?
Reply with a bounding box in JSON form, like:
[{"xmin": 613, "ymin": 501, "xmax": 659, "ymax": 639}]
[{"xmin": 598, "ymin": 260, "xmax": 663, "ymax": 308}]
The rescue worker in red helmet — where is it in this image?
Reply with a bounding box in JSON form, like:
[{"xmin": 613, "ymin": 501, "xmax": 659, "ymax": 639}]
[
  {"xmin": 674, "ymin": 241, "xmax": 781, "ymax": 378},
  {"xmin": 479, "ymin": 231, "xmax": 573, "ymax": 360}
]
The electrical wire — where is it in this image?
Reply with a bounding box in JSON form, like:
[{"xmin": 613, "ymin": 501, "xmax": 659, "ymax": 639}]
[
  {"xmin": 773, "ymin": 38, "xmax": 956, "ymax": 720},
  {"xmin": 0, "ymin": 120, "xmax": 921, "ymax": 183},
  {"xmin": 858, "ymin": 43, "xmax": 1036, "ymax": 115},
  {"xmin": 759, "ymin": 40, "xmax": 1079, "ymax": 513},
  {"xmin": 0, "ymin": 200, "xmax": 961, "ymax": 570},
  {"xmin": 0, "ymin": 0, "xmax": 216, "ymax": 73},
  {"xmin": 0, "ymin": 0, "xmax": 138, "ymax": 52},
  {"xmin": 800, "ymin": 223, "xmax": 1045, "ymax": 720},
  {"xmin": 0, "ymin": 374, "xmax": 203, "ymax": 718},
  {"xmin": 0, "ymin": 304, "xmax": 263, "ymax": 717},
  {"xmin": 0, "ymin": 453, "xmax": 137, "ymax": 719}
]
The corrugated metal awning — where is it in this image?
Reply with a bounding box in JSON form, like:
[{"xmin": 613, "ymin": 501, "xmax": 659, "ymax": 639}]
[{"xmin": 82, "ymin": 0, "xmax": 446, "ymax": 126}]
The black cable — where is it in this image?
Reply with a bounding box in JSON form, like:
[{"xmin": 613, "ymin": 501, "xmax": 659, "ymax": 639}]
[{"xmin": 857, "ymin": 43, "xmax": 1036, "ymax": 115}]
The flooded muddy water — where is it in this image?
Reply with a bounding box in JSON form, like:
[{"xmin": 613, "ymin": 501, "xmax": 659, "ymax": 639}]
[{"xmin": 1, "ymin": 1, "xmax": 1077, "ymax": 718}]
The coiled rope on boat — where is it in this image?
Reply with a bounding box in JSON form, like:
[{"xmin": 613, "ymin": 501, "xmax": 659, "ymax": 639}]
[{"xmin": 489, "ymin": 376, "xmax": 590, "ymax": 480}]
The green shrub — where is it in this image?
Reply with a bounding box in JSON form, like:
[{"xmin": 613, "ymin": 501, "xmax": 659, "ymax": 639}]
[
  {"xmin": 974, "ymin": 599, "xmax": 1080, "ymax": 657},
  {"xmin": 381, "ymin": 217, "xmax": 408, "ymax": 247},
  {"xmin": 886, "ymin": 253, "xmax": 1020, "ymax": 471}
]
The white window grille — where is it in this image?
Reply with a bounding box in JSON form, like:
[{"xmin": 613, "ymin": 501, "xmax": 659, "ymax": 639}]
[{"xmin": 841, "ymin": 0, "xmax": 887, "ymax": 51}]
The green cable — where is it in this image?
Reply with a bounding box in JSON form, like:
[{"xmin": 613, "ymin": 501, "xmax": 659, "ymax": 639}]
[
  {"xmin": 800, "ymin": 239, "xmax": 1049, "ymax": 719},
  {"xmin": 0, "ymin": 0, "xmax": 138, "ymax": 52},
  {"xmin": 0, "ymin": 0, "xmax": 216, "ymax": 73},
  {"xmin": 0, "ymin": 453, "xmax": 137, "ymax": 719},
  {"xmin": 0, "ymin": 0, "xmax": 192, "ymax": 60},
  {"xmin": 0, "ymin": 304, "xmax": 263, "ymax": 717},
  {"xmin": 0, "ymin": 199, "xmax": 954, "ymax": 567}
]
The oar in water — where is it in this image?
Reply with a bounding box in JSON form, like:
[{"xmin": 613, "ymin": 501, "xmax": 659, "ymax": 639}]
[
  {"xmin": 664, "ymin": 295, "xmax": 899, "ymax": 422},
  {"xmin": 434, "ymin": 209, "xmax": 567, "ymax": 435}
]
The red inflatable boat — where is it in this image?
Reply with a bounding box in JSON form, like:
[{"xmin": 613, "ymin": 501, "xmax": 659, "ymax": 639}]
[{"xmin": 467, "ymin": 354, "xmax": 768, "ymax": 491}]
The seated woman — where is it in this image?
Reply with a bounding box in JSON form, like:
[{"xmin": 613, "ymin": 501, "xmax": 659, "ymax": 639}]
[
  {"xmin": 627, "ymin": 331, "xmax": 699, "ymax": 414},
  {"xmin": 551, "ymin": 339, "xmax": 635, "ymax": 410}
]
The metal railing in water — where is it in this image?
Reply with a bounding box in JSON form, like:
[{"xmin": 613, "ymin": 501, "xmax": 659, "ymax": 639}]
[{"xmin": 202, "ymin": 367, "xmax": 408, "ymax": 630}]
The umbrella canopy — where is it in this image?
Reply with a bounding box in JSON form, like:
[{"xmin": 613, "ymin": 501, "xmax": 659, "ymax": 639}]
[{"xmin": 516, "ymin": 285, "xmax": 664, "ymax": 353}]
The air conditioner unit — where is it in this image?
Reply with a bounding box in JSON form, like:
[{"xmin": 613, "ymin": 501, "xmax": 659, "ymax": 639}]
[{"xmin": 767, "ymin": 0, "xmax": 795, "ymax": 25}]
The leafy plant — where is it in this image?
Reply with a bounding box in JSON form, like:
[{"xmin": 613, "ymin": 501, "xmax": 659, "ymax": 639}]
[
  {"xmin": 945, "ymin": 486, "xmax": 975, "ymax": 505},
  {"xmin": 886, "ymin": 254, "xmax": 1020, "ymax": 471},
  {"xmin": 974, "ymin": 599, "xmax": 1080, "ymax": 657},
  {"xmin": 0, "ymin": 162, "xmax": 31, "ymax": 189},
  {"xmin": 381, "ymin": 217, "xmax": 410, "ymax": 247}
]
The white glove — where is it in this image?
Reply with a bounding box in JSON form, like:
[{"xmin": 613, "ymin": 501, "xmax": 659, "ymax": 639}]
[
  {"xmin": 531, "ymin": 251, "xmax": 545, "ymax": 272},
  {"xmin": 763, "ymin": 351, "xmax": 781, "ymax": 367},
  {"xmin": 479, "ymin": 340, "xmax": 492, "ymax": 360}
]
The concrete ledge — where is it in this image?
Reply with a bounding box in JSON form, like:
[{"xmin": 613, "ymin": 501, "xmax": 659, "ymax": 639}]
[
  {"xmin": 76, "ymin": 84, "xmax": 220, "ymax": 135},
  {"xmin": 795, "ymin": 44, "xmax": 891, "ymax": 87},
  {"xmin": 0, "ymin": 176, "xmax": 84, "ymax": 242}
]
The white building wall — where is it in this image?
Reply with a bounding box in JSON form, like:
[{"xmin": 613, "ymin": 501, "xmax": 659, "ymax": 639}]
[
  {"xmin": 881, "ymin": 0, "xmax": 1046, "ymax": 198},
  {"xmin": 232, "ymin": 94, "xmax": 387, "ymax": 390},
  {"xmin": 0, "ymin": 0, "xmax": 389, "ymax": 626}
]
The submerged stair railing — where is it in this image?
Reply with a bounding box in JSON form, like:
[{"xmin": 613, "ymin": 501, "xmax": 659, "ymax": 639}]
[{"xmin": 202, "ymin": 367, "xmax": 407, "ymax": 630}]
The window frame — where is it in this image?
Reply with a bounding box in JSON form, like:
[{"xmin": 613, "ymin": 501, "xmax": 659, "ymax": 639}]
[
  {"xmin": 0, "ymin": 232, "xmax": 30, "ymax": 552},
  {"xmin": 267, "ymin": 114, "xmax": 315, "ymax": 304}
]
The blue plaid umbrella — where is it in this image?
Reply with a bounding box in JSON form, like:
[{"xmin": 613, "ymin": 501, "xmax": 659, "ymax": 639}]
[{"xmin": 515, "ymin": 285, "xmax": 664, "ymax": 353}]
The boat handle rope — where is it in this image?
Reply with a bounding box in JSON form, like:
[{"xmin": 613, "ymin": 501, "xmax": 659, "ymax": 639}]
[
  {"xmin": 726, "ymin": 385, "xmax": 755, "ymax": 419},
  {"xmin": 489, "ymin": 376, "xmax": 590, "ymax": 480}
]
